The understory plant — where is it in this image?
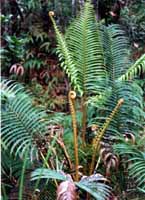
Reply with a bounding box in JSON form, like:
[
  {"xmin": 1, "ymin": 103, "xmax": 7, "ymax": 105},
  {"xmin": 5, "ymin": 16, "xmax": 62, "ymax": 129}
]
[
  {"xmin": 1, "ymin": 79, "xmax": 111, "ymax": 199},
  {"xmin": 49, "ymin": 1, "xmax": 144, "ymax": 144},
  {"xmin": 48, "ymin": 0, "xmax": 145, "ymax": 197}
]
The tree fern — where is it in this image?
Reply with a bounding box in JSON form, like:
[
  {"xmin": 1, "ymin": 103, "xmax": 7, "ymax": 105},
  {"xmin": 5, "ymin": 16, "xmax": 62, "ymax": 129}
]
[{"xmin": 49, "ymin": 2, "xmax": 109, "ymax": 144}]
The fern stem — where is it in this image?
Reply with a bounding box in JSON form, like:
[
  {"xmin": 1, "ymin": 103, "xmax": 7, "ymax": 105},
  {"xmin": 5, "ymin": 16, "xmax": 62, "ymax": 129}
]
[
  {"xmin": 40, "ymin": 151, "xmax": 58, "ymax": 187},
  {"xmin": 68, "ymin": 91, "xmax": 79, "ymax": 181},
  {"xmin": 81, "ymin": 96, "xmax": 87, "ymax": 146},
  {"xmin": 18, "ymin": 148, "xmax": 29, "ymax": 200},
  {"xmin": 89, "ymin": 98, "xmax": 124, "ymax": 175},
  {"xmin": 55, "ymin": 137, "xmax": 73, "ymax": 170},
  {"xmin": 33, "ymin": 136, "xmax": 57, "ymax": 195}
]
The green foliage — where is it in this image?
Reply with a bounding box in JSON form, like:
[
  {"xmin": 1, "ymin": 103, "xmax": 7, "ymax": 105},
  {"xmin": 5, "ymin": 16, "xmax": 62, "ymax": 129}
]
[
  {"xmin": 101, "ymin": 24, "xmax": 131, "ymax": 81},
  {"xmin": 1, "ymin": 1, "xmax": 56, "ymax": 78},
  {"xmin": 89, "ymin": 80, "xmax": 144, "ymax": 137},
  {"xmin": 50, "ymin": 2, "xmax": 106, "ymax": 96},
  {"xmin": 31, "ymin": 168, "xmax": 111, "ymax": 200},
  {"xmin": 1, "ymin": 1, "xmax": 145, "ymax": 199},
  {"xmin": 1, "ymin": 148, "xmax": 32, "ymax": 200},
  {"xmin": 50, "ymin": 14, "xmax": 80, "ymax": 93},
  {"xmin": 76, "ymin": 178, "xmax": 110, "ymax": 200},
  {"xmin": 1, "ymin": 35, "xmax": 26, "ymax": 74},
  {"xmin": 1, "ymin": 150, "xmax": 25, "ymax": 184},
  {"xmin": 1, "ymin": 79, "xmax": 50, "ymax": 158},
  {"xmin": 51, "ymin": 1, "xmax": 144, "ymax": 139},
  {"xmin": 31, "ymin": 169, "xmax": 67, "ymax": 181},
  {"xmin": 120, "ymin": 0, "xmax": 145, "ymax": 55},
  {"xmin": 119, "ymin": 53, "xmax": 145, "ymax": 81},
  {"xmin": 24, "ymin": 32, "xmax": 54, "ymax": 71},
  {"xmin": 28, "ymin": 77, "xmax": 67, "ymax": 111},
  {"xmin": 113, "ymin": 136, "xmax": 145, "ymax": 192}
]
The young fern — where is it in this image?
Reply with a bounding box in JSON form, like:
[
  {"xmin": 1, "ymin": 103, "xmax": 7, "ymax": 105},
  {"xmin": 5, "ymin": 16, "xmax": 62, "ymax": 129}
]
[
  {"xmin": 68, "ymin": 91, "xmax": 79, "ymax": 181},
  {"xmin": 89, "ymin": 98, "xmax": 124, "ymax": 175},
  {"xmin": 49, "ymin": 2, "xmax": 107, "ymax": 145},
  {"xmin": 31, "ymin": 168, "xmax": 111, "ymax": 200}
]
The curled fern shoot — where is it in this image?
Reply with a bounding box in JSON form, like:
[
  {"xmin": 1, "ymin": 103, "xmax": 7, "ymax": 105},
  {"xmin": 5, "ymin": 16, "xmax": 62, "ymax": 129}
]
[
  {"xmin": 89, "ymin": 98, "xmax": 124, "ymax": 175},
  {"xmin": 68, "ymin": 91, "xmax": 79, "ymax": 181}
]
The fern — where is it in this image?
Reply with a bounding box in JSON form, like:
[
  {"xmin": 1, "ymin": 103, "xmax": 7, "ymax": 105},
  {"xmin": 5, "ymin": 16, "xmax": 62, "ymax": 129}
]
[
  {"xmin": 65, "ymin": 3, "xmax": 106, "ymax": 95},
  {"xmin": 88, "ymin": 24, "xmax": 144, "ymax": 138},
  {"xmin": 31, "ymin": 169, "xmax": 111, "ymax": 199},
  {"xmin": 76, "ymin": 174, "xmax": 111, "ymax": 200},
  {"xmin": 118, "ymin": 53, "xmax": 145, "ymax": 81},
  {"xmin": 24, "ymin": 58, "xmax": 44, "ymax": 69},
  {"xmin": 1, "ymin": 79, "xmax": 50, "ymax": 158},
  {"xmin": 49, "ymin": 2, "xmax": 106, "ymax": 96},
  {"xmin": 113, "ymin": 138, "xmax": 145, "ymax": 192},
  {"xmin": 101, "ymin": 24, "xmax": 131, "ymax": 82},
  {"xmin": 50, "ymin": 2, "xmax": 144, "ymax": 142},
  {"xmin": 49, "ymin": 12, "xmax": 80, "ymax": 94},
  {"xmin": 90, "ymin": 98, "xmax": 124, "ymax": 175}
]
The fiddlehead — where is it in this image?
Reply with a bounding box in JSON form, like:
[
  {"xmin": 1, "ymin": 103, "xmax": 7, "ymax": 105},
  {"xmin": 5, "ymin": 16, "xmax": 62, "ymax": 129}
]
[
  {"xmin": 89, "ymin": 98, "xmax": 124, "ymax": 175},
  {"xmin": 68, "ymin": 91, "xmax": 79, "ymax": 181}
]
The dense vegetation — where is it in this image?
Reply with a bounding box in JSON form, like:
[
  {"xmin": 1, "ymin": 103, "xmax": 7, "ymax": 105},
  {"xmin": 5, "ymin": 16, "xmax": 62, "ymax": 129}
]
[{"xmin": 1, "ymin": 0, "xmax": 145, "ymax": 199}]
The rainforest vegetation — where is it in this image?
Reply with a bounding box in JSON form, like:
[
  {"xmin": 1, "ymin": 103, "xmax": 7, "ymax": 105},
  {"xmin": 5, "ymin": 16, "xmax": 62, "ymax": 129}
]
[{"xmin": 1, "ymin": 0, "xmax": 145, "ymax": 199}]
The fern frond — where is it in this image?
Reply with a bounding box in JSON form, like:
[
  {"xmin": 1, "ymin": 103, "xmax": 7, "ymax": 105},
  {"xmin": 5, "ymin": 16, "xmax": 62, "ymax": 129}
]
[
  {"xmin": 50, "ymin": 2, "xmax": 107, "ymax": 96},
  {"xmin": 101, "ymin": 24, "xmax": 131, "ymax": 82},
  {"xmin": 114, "ymin": 142, "xmax": 145, "ymax": 191},
  {"xmin": 31, "ymin": 169, "xmax": 111, "ymax": 199},
  {"xmin": 65, "ymin": 2, "xmax": 106, "ymax": 95},
  {"xmin": 118, "ymin": 53, "xmax": 145, "ymax": 81},
  {"xmin": 89, "ymin": 98, "xmax": 124, "ymax": 174},
  {"xmin": 49, "ymin": 13, "xmax": 81, "ymax": 94},
  {"xmin": 31, "ymin": 169, "xmax": 67, "ymax": 181},
  {"xmin": 1, "ymin": 79, "xmax": 50, "ymax": 158},
  {"xmin": 76, "ymin": 174, "xmax": 111, "ymax": 200},
  {"xmin": 89, "ymin": 79, "xmax": 144, "ymax": 140}
]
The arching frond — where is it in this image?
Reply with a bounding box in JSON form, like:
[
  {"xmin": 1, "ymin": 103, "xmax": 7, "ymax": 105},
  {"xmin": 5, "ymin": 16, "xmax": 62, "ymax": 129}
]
[
  {"xmin": 87, "ymin": 24, "xmax": 144, "ymax": 138},
  {"xmin": 88, "ymin": 80, "xmax": 144, "ymax": 138},
  {"xmin": 76, "ymin": 174, "xmax": 111, "ymax": 200},
  {"xmin": 31, "ymin": 169, "xmax": 111, "ymax": 199},
  {"xmin": 89, "ymin": 98, "xmax": 124, "ymax": 174},
  {"xmin": 114, "ymin": 141, "xmax": 145, "ymax": 192},
  {"xmin": 49, "ymin": 13, "xmax": 81, "ymax": 94},
  {"xmin": 1, "ymin": 79, "xmax": 50, "ymax": 158},
  {"xmin": 118, "ymin": 53, "xmax": 145, "ymax": 81}
]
